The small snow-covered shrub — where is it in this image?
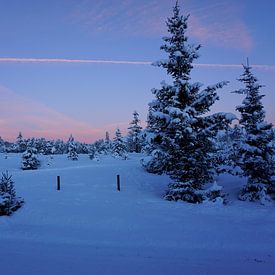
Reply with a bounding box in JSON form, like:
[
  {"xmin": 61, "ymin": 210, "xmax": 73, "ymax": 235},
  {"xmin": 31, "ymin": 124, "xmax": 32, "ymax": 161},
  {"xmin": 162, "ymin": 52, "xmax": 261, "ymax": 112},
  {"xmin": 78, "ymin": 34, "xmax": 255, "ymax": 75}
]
[
  {"xmin": 112, "ymin": 128, "xmax": 128, "ymax": 160},
  {"xmin": 89, "ymin": 150, "xmax": 96, "ymax": 160},
  {"xmin": 164, "ymin": 181, "xmax": 204, "ymax": 203},
  {"xmin": 22, "ymin": 147, "xmax": 40, "ymax": 170},
  {"xmin": 0, "ymin": 171, "xmax": 24, "ymax": 216},
  {"xmin": 203, "ymin": 182, "xmax": 226, "ymax": 204},
  {"xmin": 67, "ymin": 141, "xmax": 78, "ymax": 161},
  {"xmin": 89, "ymin": 150, "xmax": 99, "ymax": 161},
  {"xmin": 239, "ymin": 180, "xmax": 271, "ymax": 205},
  {"xmin": 165, "ymin": 181, "xmax": 225, "ymax": 204}
]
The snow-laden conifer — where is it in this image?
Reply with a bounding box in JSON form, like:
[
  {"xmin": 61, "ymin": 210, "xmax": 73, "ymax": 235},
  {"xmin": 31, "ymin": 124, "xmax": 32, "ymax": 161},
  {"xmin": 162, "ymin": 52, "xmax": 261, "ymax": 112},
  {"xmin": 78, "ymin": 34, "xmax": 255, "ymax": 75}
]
[
  {"xmin": 127, "ymin": 111, "xmax": 143, "ymax": 153},
  {"xmin": 0, "ymin": 171, "xmax": 24, "ymax": 215},
  {"xmin": 15, "ymin": 132, "xmax": 27, "ymax": 153},
  {"xmin": 233, "ymin": 63, "xmax": 274, "ymax": 204},
  {"xmin": 67, "ymin": 135, "xmax": 78, "ymax": 161},
  {"xmin": 0, "ymin": 136, "xmax": 5, "ymax": 153},
  {"xmin": 21, "ymin": 147, "xmax": 40, "ymax": 170},
  {"xmin": 144, "ymin": 2, "xmax": 235, "ymax": 203},
  {"xmin": 112, "ymin": 128, "xmax": 128, "ymax": 159}
]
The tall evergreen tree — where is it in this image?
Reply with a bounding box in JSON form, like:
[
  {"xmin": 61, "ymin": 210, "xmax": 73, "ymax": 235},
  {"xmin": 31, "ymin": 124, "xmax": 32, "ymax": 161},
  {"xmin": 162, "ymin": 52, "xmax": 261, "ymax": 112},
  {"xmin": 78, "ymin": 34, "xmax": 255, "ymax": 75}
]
[
  {"xmin": 127, "ymin": 111, "xmax": 143, "ymax": 153},
  {"xmin": 144, "ymin": 2, "xmax": 235, "ymax": 203},
  {"xmin": 233, "ymin": 63, "xmax": 274, "ymax": 204}
]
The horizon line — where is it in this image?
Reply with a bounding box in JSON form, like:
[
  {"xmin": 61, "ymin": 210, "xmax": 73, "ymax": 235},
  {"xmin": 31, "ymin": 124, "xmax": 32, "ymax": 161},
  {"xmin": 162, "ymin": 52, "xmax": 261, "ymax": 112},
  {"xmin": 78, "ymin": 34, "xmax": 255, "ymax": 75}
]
[{"xmin": 0, "ymin": 57, "xmax": 275, "ymax": 71}]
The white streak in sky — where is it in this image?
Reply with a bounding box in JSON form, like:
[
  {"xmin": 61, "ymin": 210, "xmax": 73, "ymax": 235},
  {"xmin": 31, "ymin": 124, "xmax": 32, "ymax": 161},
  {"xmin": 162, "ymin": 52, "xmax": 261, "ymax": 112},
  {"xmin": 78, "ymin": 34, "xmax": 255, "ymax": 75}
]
[
  {"xmin": 0, "ymin": 57, "xmax": 275, "ymax": 71},
  {"xmin": 0, "ymin": 57, "xmax": 151, "ymax": 65}
]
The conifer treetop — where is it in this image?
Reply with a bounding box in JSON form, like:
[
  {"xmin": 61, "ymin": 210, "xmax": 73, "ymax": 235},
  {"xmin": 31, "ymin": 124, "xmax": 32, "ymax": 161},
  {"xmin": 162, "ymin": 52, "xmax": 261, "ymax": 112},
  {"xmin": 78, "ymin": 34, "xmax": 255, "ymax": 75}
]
[
  {"xmin": 234, "ymin": 64, "xmax": 269, "ymax": 133},
  {"xmin": 155, "ymin": 2, "xmax": 201, "ymax": 81}
]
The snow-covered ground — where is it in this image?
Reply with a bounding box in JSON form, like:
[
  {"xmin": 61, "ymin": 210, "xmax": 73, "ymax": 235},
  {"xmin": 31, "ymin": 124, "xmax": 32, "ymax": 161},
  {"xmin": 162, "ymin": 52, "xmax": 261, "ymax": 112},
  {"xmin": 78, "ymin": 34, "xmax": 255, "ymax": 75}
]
[{"xmin": 0, "ymin": 153, "xmax": 275, "ymax": 275}]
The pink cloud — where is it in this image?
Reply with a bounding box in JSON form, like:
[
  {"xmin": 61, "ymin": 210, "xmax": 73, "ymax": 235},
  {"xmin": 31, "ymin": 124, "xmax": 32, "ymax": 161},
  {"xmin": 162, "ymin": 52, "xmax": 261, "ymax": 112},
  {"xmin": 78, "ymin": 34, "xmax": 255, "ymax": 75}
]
[
  {"xmin": 189, "ymin": 14, "xmax": 252, "ymax": 51},
  {"xmin": 0, "ymin": 86, "xmax": 103, "ymax": 143}
]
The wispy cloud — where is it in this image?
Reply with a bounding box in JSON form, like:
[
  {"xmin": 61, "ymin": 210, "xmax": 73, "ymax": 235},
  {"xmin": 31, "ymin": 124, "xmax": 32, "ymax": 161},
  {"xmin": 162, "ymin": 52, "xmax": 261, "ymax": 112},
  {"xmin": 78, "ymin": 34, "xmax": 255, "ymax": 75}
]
[
  {"xmin": 187, "ymin": 1, "xmax": 252, "ymax": 51},
  {"xmin": 1, "ymin": 57, "xmax": 275, "ymax": 71},
  {"xmin": 0, "ymin": 86, "xmax": 103, "ymax": 142},
  {"xmin": 0, "ymin": 57, "xmax": 151, "ymax": 65},
  {"xmin": 67, "ymin": 0, "xmax": 253, "ymax": 50},
  {"xmin": 68, "ymin": 0, "xmax": 167, "ymax": 36},
  {"xmin": 194, "ymin": 63, "xmax": 275, "ymax": 71}
]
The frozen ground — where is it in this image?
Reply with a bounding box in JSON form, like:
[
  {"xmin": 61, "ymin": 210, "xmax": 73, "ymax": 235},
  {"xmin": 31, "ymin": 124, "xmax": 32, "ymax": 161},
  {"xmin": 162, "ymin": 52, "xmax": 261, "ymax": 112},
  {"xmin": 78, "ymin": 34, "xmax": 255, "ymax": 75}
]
[{"xmin": 0, "ymin": 153, "xmax": 275, "ymax": 275}]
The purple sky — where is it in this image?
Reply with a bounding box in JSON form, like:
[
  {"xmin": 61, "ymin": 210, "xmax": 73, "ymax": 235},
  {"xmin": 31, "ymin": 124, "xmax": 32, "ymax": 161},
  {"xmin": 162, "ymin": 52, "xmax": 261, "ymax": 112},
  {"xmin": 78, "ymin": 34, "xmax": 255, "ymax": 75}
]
[{"xmin": 0, "ymin": 0, "xmax": 274, "ymax": 142}]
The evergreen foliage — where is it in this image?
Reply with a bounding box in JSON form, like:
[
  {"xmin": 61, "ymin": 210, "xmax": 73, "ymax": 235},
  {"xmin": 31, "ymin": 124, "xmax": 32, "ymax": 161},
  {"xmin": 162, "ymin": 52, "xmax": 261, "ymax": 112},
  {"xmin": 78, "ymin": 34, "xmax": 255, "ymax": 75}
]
[
  {"xmin": 0, "ymin": 136, "xmax": 5, "ymax": 153},
  {"xmin": 67, "ymin": 135, "xmax": 79, "ymax": 161},
  {"xmin": 233, "ymin": 64, "xmax": 274, "ymax": 204},
  {"xmin": 16, "ymin": 132, "xmax": 27, "ymax": 153},
  {"xmin": 0, "ymin": 171, "xmax": 24, "ymax": 215},
  {"xmin": 112, "ymin": 128, "xmax": 128, "ymax": 159},
  {"xmin": 127, "ymin": 111, "xmax": 143, "ymax": 153},
  {"xmin": 144, "ymin": 2, "xmax": 235, "ymax": 203},
  {"xmin": 21, "ymin": 147, "xmax": 40, "ymax": 170}
]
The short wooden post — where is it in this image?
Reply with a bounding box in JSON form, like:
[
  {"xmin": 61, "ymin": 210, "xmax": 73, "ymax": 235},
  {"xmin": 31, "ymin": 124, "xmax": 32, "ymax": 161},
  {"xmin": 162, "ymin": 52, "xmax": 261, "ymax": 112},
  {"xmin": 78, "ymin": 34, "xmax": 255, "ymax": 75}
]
[
  {"xmin": 117, "ymin": 175, "xmax": 120, "ymax": 191},
  {"xmin": 57, "ymin": 176, "xmax": 60, "ymax": 191}
]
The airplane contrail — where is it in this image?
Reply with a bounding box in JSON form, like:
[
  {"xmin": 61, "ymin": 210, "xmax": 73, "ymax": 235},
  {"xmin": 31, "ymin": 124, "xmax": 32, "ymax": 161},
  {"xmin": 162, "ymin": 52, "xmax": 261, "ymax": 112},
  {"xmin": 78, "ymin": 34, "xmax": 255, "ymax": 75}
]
[
  {"xmin": 0, "ymin": 57, "xmax": 275, "ymax": 71},
  {"xmin": 0, "ymin": 57, "xmax": 151, "ymax": 65}
]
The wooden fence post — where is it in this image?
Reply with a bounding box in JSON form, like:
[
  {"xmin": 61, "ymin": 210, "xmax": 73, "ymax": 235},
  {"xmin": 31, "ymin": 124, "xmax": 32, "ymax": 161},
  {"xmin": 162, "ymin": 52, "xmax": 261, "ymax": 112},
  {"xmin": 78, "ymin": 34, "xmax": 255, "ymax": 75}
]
[
  {"xmin": 57, "ymin": 176, "xmax": 60, "ymax": 191},
  {"xmin": 117, "ymin": 175, "xmax": 120, "ymax": 191}
]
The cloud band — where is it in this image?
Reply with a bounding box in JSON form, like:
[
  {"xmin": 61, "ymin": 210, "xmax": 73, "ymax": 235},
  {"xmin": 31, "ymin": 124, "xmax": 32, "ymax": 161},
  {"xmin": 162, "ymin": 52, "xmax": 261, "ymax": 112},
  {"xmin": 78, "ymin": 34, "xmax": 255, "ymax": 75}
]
[{"xmin": 0, "ymin": 57, "xmax": 275, "ymax": 71}]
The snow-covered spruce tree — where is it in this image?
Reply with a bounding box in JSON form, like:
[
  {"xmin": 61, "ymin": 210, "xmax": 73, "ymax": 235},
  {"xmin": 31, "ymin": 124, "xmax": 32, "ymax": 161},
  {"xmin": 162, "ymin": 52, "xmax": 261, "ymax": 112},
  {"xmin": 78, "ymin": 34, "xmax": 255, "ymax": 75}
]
[
  {"xmin": 144, "ymin": 2, "xmax": 235, "ymax": 203},
  {"xmin": 67, "ymin": 135, "xmax": 78, "ymax": 160},
  {"xmin": 21, "ymin": 147, "xmax": 40, "ymax": 170},
  {"xmin": 0, "ymin": 136, "xmax": 5, "ymax": 153},
  {"xmin": 15, "ymin": 132, "xmax": 27, "ymax": 153},
  {"xmin": 127, "ymin": 111, "xmax": 143, "ymax": 153},
  {"xmin": 233, "ymin": 64, "xmax": 274, "ymax": 204},
  {"xmin": 213, "ymin": 126, "xmax": 244, "ymax": 176},
  {"xmin": 104, "ymin": 131, "xmax": 111, "ymax": 154},
  {"xmin": 0, "ymin": 171, "xmax": 24, "ymax": 216},
  {"xmin": 112, "ymin": 128, "xmax": 128, "ymax": 159}
]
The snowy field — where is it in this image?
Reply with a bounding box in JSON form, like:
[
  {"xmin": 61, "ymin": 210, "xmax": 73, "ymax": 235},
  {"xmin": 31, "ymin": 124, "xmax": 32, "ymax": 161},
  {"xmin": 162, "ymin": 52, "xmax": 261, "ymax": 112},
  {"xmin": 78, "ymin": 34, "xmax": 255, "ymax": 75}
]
[{"xmin": 0, "ymin": 153, "xmax": 275, "ymax": 275}]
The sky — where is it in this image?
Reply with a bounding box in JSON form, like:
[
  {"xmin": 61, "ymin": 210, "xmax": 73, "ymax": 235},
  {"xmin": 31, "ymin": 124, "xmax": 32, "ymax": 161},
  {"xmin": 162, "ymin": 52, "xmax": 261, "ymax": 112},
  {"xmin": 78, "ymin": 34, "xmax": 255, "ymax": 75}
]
[{"xmin": 0, "ymin": 0, "xmax": 274, "ymax": 143}]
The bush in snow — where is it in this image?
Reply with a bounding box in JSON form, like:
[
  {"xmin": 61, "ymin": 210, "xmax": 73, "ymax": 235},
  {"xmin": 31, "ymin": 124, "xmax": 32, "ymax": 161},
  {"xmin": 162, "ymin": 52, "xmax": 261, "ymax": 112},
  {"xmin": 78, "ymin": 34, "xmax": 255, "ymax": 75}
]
[
  {"xmin": 0, "ymin": 171, "xmax": 24, "ymax": 216},
  {"xmin": 233, "ymin": 63, "xmax": 274, "ymax": 204},
  {"xmin": 88, "ymin": 147, "xmax": 99, "ymax": 161},
  {"xmin": 144, "ymin": 2, "xmax": 235, "ymax": 203},
  {"xmin": 21, "ymin": 147, "xmax": 40, "ymax": 170},
  {"xmin": 112, "ymin": 128, "xmax": 128, "ymax": 159},
  {"xmin": 165, "ymin": 181, "xmax": 225, "ymax": 204},
  {"xmin": 93, "ymin": 139, "xmax": 109, "ymax": 155}
]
